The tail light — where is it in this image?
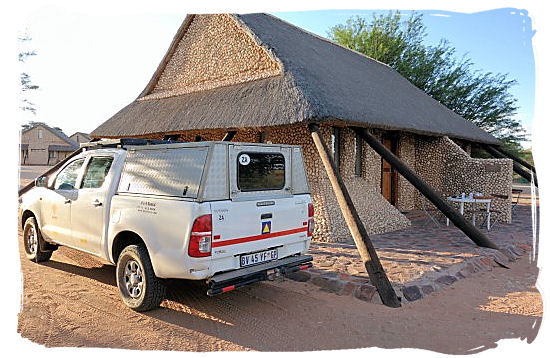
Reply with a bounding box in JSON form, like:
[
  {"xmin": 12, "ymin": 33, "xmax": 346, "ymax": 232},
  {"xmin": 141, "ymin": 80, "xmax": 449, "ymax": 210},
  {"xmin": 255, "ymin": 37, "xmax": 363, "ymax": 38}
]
[
  {"xmin": 307, "ymin": 203, "xmax": 315, "ymax": 237},
  {"xmin": 188, "ymin": 214, "xmax": 212, "ymax": 257}
]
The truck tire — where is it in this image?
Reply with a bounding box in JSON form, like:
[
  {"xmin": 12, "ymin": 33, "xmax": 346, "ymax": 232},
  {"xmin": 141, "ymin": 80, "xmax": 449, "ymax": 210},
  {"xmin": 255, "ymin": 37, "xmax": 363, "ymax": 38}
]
[
  {"xmin": 116, "ymin": 244, "xmax": 166, "ymax": 311},
  {"xmin": 23, "ymin": 217, "xmax": 53, "ymax": 262}
]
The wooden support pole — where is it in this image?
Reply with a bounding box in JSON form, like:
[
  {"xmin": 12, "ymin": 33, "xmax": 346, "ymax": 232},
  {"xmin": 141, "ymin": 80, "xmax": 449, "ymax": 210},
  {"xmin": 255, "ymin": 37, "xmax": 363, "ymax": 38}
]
[
  {"xmin": 308, "ymin": 123, "xmax": 401, "ymax": 308},
  {"xmin": 490, "ymin": 145, "xmax": 536, "ymax": 173},
  {"xmin": 18, "ymin": 148, "xmax": 84, "ymax": 197},
  {"xmin": 353, "ymin": 127, "xmax": 499, "ymax": 250},
  {"xmin": 482, "ymin": 145, "xmax": 537, "ymax": 187},
  {"xmin": 222, "ymin": 131, "xmax": 237, "ymax": 142}
]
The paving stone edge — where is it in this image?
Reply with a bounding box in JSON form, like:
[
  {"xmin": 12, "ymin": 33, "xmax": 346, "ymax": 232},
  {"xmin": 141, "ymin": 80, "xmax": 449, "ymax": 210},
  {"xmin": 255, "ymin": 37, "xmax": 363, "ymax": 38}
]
[{"xmin": 285, "ymin": 242, "xmax": 532, "ymax": 305}]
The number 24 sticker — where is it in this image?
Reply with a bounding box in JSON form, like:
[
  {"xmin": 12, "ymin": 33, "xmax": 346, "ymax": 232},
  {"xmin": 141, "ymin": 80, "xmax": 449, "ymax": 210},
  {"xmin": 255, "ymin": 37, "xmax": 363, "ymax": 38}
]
[{"xmin": 239, "ymin": 154, "xmax": 250, "ymax": 165}]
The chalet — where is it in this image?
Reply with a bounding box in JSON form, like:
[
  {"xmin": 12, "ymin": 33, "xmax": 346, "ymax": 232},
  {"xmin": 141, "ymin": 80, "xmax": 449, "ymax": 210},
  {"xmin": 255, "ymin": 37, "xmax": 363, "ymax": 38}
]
[
  {"xmin": 70, "ymin": 132, "xmax": 91, "ymax": 145},
  {"xmin": 91, "ymin": 14, "xmax": 515, "ymax": 242},
  {"xmin": 21, "ymin": 124, "xmax": 79, "ymax": 166}
]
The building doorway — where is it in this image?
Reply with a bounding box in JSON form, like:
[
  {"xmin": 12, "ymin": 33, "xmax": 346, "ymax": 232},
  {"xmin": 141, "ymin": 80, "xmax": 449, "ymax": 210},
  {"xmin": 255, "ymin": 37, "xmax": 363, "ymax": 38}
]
[{"xmin": 381, "ymin": 133, "xmax": 399, "ymax": 206}]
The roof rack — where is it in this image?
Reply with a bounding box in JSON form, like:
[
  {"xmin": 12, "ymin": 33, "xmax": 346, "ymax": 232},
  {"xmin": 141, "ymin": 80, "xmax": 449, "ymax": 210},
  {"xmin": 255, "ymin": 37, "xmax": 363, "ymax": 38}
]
[{"xmin": 80, "ymin": 138, "xmax": 182, "ymax": 150}]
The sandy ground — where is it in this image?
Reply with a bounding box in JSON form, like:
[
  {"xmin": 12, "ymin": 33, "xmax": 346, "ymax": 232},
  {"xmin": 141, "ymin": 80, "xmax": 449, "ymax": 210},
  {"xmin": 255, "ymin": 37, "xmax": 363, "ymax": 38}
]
[{"xmin": 17, "ymin": 226, "xmax": 542, "ymax": 353}]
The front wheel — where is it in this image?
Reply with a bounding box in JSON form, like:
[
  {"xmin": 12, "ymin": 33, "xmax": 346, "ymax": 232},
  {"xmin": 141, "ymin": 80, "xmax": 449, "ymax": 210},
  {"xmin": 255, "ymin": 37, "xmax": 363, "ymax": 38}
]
[
  {"xmin": 116, "ymin": 245, "xmax": 166, "ymax": 311},
  {"xmin": 23, "ymin": 217, "xmax": 52, "ymax": 262}
]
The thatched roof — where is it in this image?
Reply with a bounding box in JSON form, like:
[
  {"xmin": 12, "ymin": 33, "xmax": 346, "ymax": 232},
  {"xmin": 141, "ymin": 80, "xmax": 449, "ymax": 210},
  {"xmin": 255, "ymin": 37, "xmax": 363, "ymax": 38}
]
[
  {"xmin": 92, "ymin": 13, "xmax": 499, "ymax": 145},
  {"xmin": 70, "ymin": 132, "xmax": 91, "ymax": 141}
]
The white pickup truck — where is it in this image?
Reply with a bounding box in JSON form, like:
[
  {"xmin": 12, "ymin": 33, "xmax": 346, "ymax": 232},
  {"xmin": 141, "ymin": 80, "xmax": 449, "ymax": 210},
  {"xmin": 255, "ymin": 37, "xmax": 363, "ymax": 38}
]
[{"xmin": 19, "ymin": 139, "xmax": 314, "ymax": 311}]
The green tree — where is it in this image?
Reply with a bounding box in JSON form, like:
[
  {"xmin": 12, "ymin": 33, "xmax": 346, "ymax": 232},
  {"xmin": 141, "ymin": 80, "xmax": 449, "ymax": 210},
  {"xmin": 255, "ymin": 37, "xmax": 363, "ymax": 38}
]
[
  {"xmin": 19, "ymin": 34, "xmax": 40, "ymax": 115},
  {"xmin": 21, "ymin": 121, "xmax": 46, "ymax": 131},
  {"xmin": 328, "ymin": 11, "xmax": 526, "ymax": 149}
]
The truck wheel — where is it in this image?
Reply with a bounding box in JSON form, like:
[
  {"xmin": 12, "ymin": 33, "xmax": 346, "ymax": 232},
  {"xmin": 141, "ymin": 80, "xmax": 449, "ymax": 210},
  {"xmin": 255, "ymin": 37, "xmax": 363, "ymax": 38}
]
[
  {"xmin": 23, "ymin": 217, "xmax": 52, "ymax": 262},
  {"xmin": 116, "ymin": 245, "xmax": 166, "ymax": 311}
]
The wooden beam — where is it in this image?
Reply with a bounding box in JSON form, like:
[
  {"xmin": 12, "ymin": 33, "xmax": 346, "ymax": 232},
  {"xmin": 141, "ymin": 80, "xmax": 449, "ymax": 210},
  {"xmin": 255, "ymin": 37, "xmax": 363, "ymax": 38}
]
[
  {"xmin": 163, "ymin": 134, "xmax": 181, "ymax": 141},
  {"xmin": 222, "ymin": 131, "xmax": 237, "ymax": 142},
  {"xmin": 308, "ymin": 123, "xmax": 401, "ymax": 308},
  {"xmin": 490, "ymin": 145, "xmax": 536, "ymax": 173},
  {"xmin": 482, "ymin": 145, "xmax": 537, "ymax": 187},
  {"xmin": 354, "ymin": 127, "xmax": 499, "ymax": 250},
  {"xmin": 18, "ymin": 148, "xmax": 84, "ymax": 197}
]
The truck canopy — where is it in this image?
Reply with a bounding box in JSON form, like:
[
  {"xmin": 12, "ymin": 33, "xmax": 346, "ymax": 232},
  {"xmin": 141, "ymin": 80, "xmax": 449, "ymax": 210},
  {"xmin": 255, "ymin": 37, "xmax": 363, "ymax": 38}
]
[{"xmin": 115, "ymin": 141, "xmax": 309, "ymax": 202}]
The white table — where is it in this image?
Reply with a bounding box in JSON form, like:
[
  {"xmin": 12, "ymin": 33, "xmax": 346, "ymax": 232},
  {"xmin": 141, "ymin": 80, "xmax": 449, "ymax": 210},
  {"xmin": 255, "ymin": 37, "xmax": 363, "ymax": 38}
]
[{"xmin": 446, "ymin": 196, "xmax": 492, "ymax": 230}]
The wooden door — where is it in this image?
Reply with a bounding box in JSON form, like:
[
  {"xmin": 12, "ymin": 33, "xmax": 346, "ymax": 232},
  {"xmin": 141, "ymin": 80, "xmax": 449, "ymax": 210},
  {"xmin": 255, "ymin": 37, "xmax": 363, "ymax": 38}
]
[{"xmin": 381, "ymin": 135, "xmax": 398, "ymax": 205}]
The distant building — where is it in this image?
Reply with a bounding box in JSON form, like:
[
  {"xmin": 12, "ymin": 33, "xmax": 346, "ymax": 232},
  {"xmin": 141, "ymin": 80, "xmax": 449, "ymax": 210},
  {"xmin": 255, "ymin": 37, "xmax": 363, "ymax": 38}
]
[
  {"xmin": 20, "ymin": 124, "xmax": 79, "ymax": 165},
  {"xmin": 70, "ymin": 132, "xmax": 91, "ymax": 144}
]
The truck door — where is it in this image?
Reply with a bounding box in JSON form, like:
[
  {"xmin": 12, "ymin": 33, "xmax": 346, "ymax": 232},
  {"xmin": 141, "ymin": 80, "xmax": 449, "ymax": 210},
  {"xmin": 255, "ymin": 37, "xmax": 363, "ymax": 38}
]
[
  {"xmin": 40, "ymin": 158, "xmax": 85, "ymax": 245},
  {"xmin": 210, "ymin": 145, "xmax": 309, "ymax": 272},
  {"xmin": 69, "ymin": 155, "xmax": 115, "ymax": 255}
]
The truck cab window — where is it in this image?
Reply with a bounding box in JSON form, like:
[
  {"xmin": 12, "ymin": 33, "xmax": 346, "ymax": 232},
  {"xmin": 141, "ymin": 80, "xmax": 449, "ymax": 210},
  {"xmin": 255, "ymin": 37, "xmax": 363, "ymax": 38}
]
[
  {"xmin": 81, "ymin": 157, "xmax": 114, "ymax": 189},
  {"xmin": 54, "ymin": 159, "xmax": 85, "ymax": 190}
]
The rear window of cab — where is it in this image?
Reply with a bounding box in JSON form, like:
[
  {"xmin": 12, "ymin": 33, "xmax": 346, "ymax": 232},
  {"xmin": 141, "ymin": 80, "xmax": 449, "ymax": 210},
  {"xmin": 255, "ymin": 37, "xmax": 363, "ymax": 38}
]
[{"xmin": 237, "ymin": 152, "xmax": 285, "ymax": 191}]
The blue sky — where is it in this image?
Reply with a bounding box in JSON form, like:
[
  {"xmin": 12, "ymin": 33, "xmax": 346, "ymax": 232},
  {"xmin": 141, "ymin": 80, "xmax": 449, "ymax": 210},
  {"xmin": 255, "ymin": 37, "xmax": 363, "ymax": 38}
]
[
  {"xmin": 274, "ymin": 8, "xmax": 536, "ymax": 139},
  {"xmin": 19, "ymin": 7, "xmax": 535, "ymax": 145}
]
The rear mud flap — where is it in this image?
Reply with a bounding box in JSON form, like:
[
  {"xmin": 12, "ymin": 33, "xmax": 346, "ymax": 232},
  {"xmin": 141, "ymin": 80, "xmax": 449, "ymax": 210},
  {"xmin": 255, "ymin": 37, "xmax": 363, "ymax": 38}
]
[{"xmin": 207, "ymin": 255, "xmax": 313, "ymax": 296}]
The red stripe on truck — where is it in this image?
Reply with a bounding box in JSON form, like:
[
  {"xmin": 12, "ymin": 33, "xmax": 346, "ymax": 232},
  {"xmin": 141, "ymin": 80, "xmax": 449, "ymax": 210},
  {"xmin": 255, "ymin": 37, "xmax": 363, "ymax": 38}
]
[{"xmin": 211, "ymin": 227, "xmax": 308, "ymax": 248}]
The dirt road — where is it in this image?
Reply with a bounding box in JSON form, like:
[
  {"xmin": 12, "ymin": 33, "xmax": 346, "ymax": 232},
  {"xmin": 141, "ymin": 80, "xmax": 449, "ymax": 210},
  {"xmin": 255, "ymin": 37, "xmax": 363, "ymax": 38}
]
[{"xmin": 16, "ymin": 226, "xmax": 542, "ymax": 353}]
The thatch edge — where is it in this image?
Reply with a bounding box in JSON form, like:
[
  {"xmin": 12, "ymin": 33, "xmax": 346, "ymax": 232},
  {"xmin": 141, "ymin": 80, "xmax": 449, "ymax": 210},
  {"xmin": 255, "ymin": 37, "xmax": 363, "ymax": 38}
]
[
  {"xmin": 91, "ymin": 115, "xmax": 499, "ymax": 145},
  {"xmin": 230, "ymin": 14, "xmax": 285, "ymax": 73}
]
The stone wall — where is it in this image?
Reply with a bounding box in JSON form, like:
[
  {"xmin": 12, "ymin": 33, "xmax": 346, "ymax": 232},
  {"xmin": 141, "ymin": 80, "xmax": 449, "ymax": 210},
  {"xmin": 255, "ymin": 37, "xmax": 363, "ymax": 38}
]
[
  {"xmin": 397, "ymin": 133, "xmax": 416, "ymax": 212},
  {"xmin": 414, "ymin": 136, "xmax": 446, "ymax": 209},
  {"xmin": 440, "ymin": 137, "xmax": 513, "ymax": 223},
  {"xmin": 415, "ymin": 136, "xmax": 513, "ymax": 223},
  {"xmin": 143, "ymin": 14, "xmax": 281, "ymax": 101},
  {"xmin": 335, "ymin": 127, "xmax": 410, "ymax": 237}
]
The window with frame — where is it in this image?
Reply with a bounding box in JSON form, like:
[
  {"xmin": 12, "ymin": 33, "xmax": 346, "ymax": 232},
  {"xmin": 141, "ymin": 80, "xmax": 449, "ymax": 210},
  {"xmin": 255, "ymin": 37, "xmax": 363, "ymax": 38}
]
[
  {"xmin": 81, "ymin": 157, "xmax": 114, "ymax": 189},
  {"xmin": 54, "ymin": 159, "xmax": 85, "ymax": 190},
  {"xmin": 38, "ymin": 129, "xmax": 43, "ymax": 139},
  {"xmin": 237, "ymin": 152, "xmax": 285, "ymax": 191}
]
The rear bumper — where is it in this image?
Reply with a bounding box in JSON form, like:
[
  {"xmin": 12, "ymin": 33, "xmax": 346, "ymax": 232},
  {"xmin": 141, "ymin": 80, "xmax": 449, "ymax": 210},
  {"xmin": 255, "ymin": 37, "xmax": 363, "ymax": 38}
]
[{"xmin": 207, "ymin": 255, "xmax": 313, "ymax": 296}]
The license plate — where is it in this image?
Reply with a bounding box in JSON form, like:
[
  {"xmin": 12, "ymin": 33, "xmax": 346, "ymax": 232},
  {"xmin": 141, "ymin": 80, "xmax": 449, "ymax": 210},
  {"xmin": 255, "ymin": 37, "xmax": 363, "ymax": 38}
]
[{"xmin": 240, "ymin": 248, "xmax": 278, "ymax": 267}]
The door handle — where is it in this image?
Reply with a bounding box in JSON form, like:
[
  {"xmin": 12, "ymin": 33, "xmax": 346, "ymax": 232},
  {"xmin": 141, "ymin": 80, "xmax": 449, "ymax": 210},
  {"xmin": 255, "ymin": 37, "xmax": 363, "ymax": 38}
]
[
  {"xmin": 64, "ymin": 199, "xmax": 71, "ymax": 204},
  {"xmin": 92, "ymin": 199, "xmax": 103, "ymax": 207}
]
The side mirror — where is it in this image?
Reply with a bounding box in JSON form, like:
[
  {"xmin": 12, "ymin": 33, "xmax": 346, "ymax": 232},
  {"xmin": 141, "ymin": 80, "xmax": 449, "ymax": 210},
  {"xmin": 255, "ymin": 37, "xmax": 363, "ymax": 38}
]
[
  {"xmin": 35, "ymin": 175, "xmax": 48, "ymax": 188},
  {"xmin": 58, "ymin": 183, "xmax": 74, "ymax": 190}
]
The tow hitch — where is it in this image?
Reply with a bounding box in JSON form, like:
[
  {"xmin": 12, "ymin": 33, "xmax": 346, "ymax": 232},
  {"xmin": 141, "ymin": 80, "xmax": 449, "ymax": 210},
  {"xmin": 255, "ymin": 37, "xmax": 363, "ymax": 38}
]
[{"xmin": 207, "ymin": 255, "xmax": 313, "ymax": 296}]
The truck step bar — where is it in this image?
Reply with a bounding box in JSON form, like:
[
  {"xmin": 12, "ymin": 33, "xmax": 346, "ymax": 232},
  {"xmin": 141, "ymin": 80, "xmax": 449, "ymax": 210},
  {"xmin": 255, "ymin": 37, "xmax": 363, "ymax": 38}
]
[{"xmin": 207, "ymin": 255, "xmax": 313, "ymax": 296}]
